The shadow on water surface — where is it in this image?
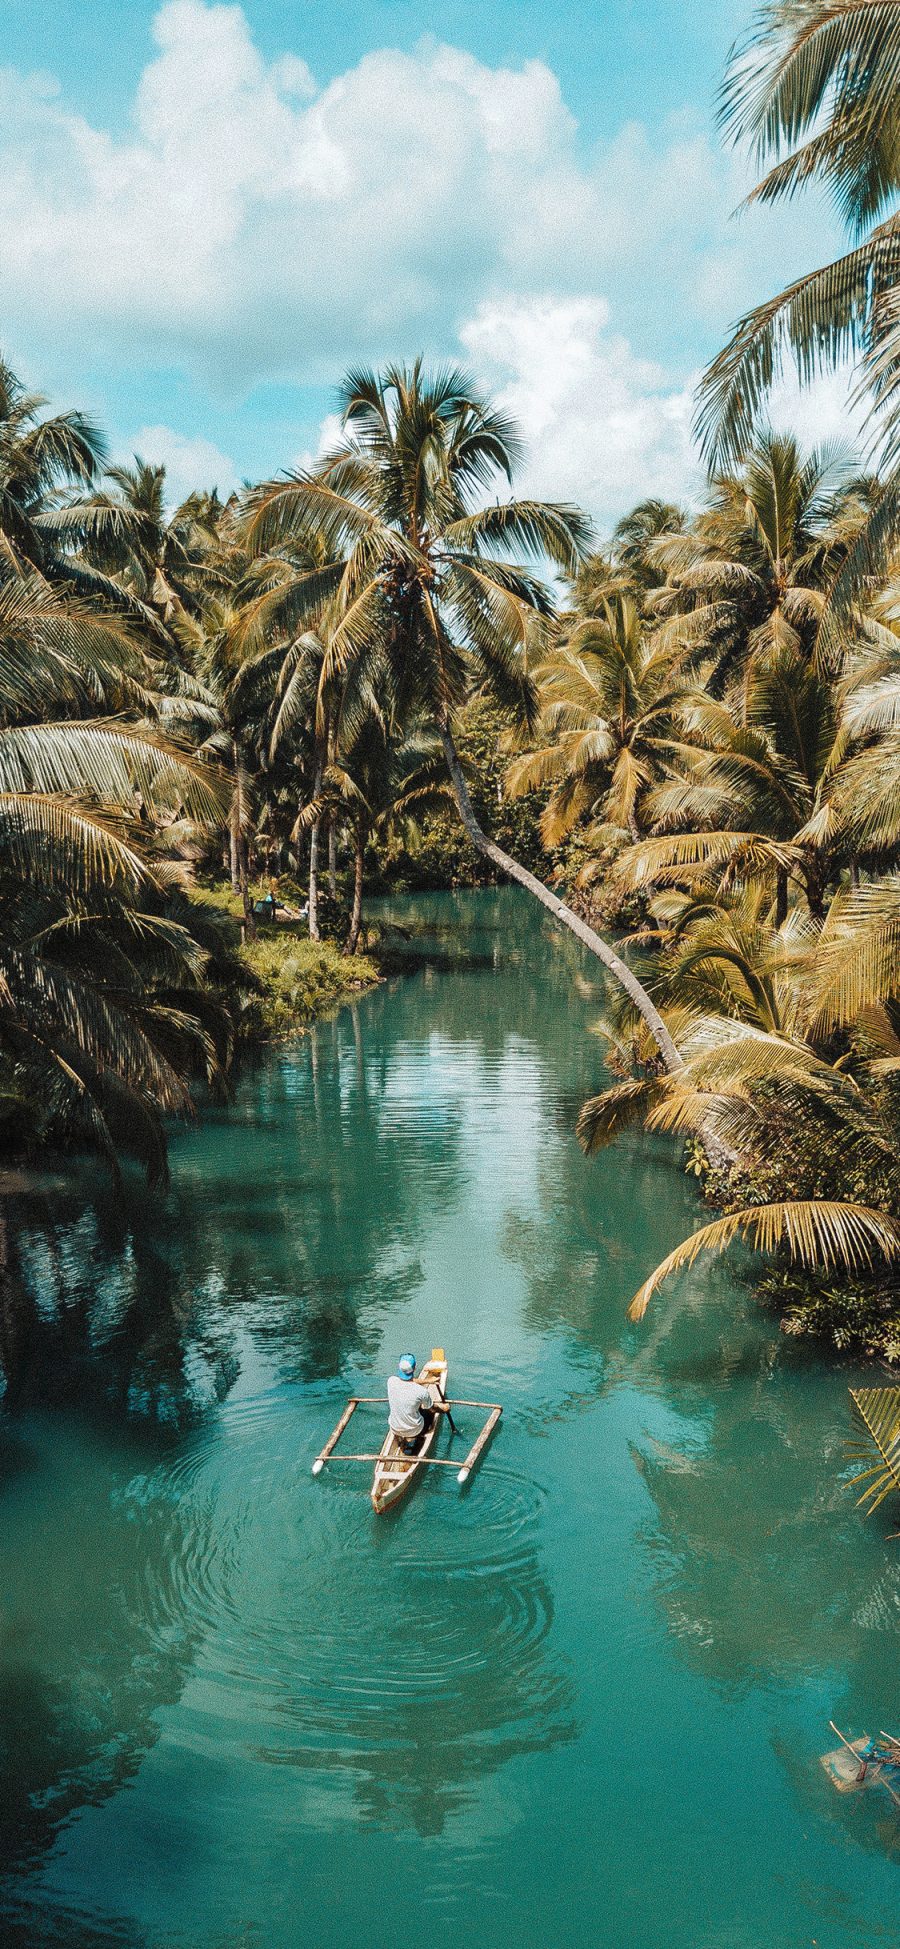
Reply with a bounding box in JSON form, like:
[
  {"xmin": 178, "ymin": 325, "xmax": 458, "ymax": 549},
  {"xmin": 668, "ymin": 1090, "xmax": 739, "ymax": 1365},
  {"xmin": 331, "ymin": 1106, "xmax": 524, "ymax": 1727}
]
[
  {"xmin": 0, "ymin": 1409, "xmax": 197, "ymax": 1917},
  {"xmin": 0, "ymin": 983, "xmax": 471, "ymax": 1417}
]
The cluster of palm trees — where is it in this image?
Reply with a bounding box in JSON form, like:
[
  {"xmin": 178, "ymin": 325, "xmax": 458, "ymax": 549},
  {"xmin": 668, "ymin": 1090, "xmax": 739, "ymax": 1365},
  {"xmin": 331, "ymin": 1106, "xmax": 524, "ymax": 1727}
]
[
  {"xmin": 502, "ymin": 0, "xmax": 900, "ymax": 1342},
  {"xmin": 507, "ymin": 431, "xmax": 900, "ymax": 1338},
  {"xmin": 0, "ymin": 360, "xmax": 247, "ymax": 1181},
  {"xmin": 0, "ymin": 353, "xmax": 601, "ymax": 1179},
  {"xmin": 7, "ymin": 324, "xmax": 900, "ymax": 1343},
  {"xmin": 7, "ymin": 0, "xmax": 900, "ymax": 1345}
]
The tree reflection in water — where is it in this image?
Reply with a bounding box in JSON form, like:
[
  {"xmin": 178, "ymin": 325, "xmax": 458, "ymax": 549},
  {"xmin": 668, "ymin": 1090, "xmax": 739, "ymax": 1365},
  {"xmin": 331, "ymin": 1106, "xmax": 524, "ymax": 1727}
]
[{"xmin": 0, "ymin": 1405, "xmax": 194, "ymax": 1933}]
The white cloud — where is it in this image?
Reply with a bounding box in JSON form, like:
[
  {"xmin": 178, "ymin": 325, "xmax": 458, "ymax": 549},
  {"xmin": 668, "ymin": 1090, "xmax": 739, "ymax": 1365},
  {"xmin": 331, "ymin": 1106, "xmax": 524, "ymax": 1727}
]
[
  {"xmin": 453, "ymin": 299, "xmax": 873, "ymax": 530},
  {"xmin": 0, "ymin": 0, "xmax": 815, "ymax": 394},
  {"xmin": 766, "ymin": 361, "xmax": 870, "ymax": 461},
  {"xmin": 292, "ymin": 411, "xmax": 343, "ymax": 475},
  {"xmin": 460, "ymin": 295, "xmax": 700, "ymax": 527},
  {"xmin": 0, "ymin": 0, "xmax": 864, "ymax": 523},
  {"xmin": 128, "ymin": 424, "xmax": 239, "ymax": 503}
]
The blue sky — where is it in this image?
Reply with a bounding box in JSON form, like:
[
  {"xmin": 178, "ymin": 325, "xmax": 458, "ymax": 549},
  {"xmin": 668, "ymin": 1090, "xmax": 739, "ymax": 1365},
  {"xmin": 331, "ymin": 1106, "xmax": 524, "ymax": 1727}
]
[{"xmin": 1, "ymin": 0, "xmax": 852, "ymax": 521}]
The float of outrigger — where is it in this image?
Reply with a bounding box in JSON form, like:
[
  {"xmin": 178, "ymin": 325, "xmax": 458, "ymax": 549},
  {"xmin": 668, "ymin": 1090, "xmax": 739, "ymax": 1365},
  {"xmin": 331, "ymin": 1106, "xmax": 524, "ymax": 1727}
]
[{"xmin": 311, "ymin": 1349, "xmax": 502, "ymax": 1512}]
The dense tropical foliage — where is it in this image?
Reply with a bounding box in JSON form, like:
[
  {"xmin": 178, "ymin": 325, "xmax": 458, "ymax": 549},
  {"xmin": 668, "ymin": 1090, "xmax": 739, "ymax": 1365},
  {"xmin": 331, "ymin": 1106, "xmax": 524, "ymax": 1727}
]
[
  {"xmin": 9, "ymin": 257, "xmax": 900, "ymax": 1359},
  {"xmin": 697, "ymin": 0, "xmax": 900, "ymax": 608},
  {"xmin": 0, "ymin": 357, "xmax": 379, "ymax": 1182}
]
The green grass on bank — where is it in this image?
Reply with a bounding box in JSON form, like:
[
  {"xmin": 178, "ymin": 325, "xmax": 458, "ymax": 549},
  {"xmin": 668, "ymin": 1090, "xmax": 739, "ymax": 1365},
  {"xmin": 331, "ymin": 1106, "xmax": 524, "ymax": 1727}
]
[
  {"xmin": 240, "ymin": 934, "xmax": 378, "ymax": 1036},
  {"xmin": 190, "ymin": 883, "xmax": 378, "ymax": 1038}
]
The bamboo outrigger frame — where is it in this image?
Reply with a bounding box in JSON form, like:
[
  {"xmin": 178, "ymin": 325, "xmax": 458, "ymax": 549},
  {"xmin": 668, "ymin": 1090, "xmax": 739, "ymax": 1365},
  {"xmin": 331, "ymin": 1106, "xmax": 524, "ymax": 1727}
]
[{"xmin": 312, "ymin": 1393, "xmax": 502, "ymax": 1490}]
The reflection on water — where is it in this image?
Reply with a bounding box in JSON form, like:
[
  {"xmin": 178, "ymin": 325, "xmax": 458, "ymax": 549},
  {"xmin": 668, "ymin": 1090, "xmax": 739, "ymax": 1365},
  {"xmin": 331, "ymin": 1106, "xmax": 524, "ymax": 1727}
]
[
  {"xmin": 0, "ymin": 1411, "xmax": 194, "ymax": 1887},
  {"xmin": 1, "ymin": 892, "xmax": 898, "ymax": 1948}
]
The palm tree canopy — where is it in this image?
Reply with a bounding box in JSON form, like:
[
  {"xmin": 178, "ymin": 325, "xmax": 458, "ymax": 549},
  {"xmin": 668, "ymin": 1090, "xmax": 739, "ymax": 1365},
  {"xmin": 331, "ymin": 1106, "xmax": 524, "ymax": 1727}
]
[
  {"xmin": 696, "ymin": 0, "xmax": 900, "ymax": 610},
  {"xmin": 0, "ymin": 354, "xmax": 106, "ymax": 567},
  {"xmin": 242, "ymin": 361, "xmax": 591, "ymax": 732},
  {"xmin": 507, "ymin": 593, "xmax": 699, "ymax": 842}
]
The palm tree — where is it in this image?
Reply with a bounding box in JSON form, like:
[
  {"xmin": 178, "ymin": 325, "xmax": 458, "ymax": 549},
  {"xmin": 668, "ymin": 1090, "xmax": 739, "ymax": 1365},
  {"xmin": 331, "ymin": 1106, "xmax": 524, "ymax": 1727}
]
[
  {"xmin": 0, "ymin": 355, "xmax": 106, "ymax": 570},
  {"xmin": 696, "ymin": 1, "xmax": 900, "ymax": 605},
  {"xmin": 649, "ymin": 432, "xmax": 858, "ymax": 692},
  {"xmin": 299, "ymin": 709, "xmax": 451, "ymax": 953},
  {"xmin": 578, "ymin": 874, "xmax": 900, "ymax": 1320},
  {"xmin": 205, "ymin": 521, "xmax": 357, "ymax": 939},
  {"xmin": 90, "ymin": 461, "xmax": 226, "ymax": 624},
  {"xmin": 0, "ymin": 560, "xmax": 228, "ymax": 1177},
  {"xmin": 613, "ymin": 449, "xmax": 900, "ymax": 924},
  {"xmin": 242, "ymin": 361, "xmax": 684, "ymax": 1070},
  {"xmin": 506, "ymin": 592, "xmax": 699, "ymax": 844},
  {"xmin": 624, "ymin": 648, "xmax": 853, "ymax": 922},
  {"xmin": 261, "ymin": 618, "xmax": 329, "ymax": 937},
  {"xmin": 45, "ymin": 459, "xmax": 230, "ymax": 640},
  {"xmin": 612, "ymin": 499, "xmax": 688, "ymax": 592}
]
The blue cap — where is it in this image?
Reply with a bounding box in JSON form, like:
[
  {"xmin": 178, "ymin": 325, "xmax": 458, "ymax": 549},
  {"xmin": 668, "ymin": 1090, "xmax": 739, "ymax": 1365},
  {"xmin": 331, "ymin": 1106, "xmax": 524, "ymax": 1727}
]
[{"xmin": 398, "ymin": 1353, "xmax": 416, "ymax": 1377}]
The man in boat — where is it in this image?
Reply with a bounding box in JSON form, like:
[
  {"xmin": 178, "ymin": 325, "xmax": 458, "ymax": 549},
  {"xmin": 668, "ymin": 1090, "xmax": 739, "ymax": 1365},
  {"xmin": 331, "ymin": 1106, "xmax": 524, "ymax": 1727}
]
[{"xmin": 387, "ymin": 1353, "xmax": 448, "ymax": 1455}]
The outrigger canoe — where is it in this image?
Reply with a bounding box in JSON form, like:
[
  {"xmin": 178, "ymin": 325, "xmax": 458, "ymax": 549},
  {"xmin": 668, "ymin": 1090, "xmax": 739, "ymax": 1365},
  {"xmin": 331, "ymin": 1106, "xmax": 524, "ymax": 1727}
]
[
  {"xmin": 311, "ymin": 1353, "xmax": 502, "ymax": 1507},
  {"xmin": 370, "ymin": 1349, "xmax": 448, "ymax": 1515}
]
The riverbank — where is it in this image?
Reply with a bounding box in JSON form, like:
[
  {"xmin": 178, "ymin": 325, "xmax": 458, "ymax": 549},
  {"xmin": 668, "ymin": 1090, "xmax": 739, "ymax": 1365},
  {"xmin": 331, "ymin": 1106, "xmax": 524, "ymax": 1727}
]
[{"xmin": 189, "ymin": 883, "xmax": 379, "ymax": 1039}]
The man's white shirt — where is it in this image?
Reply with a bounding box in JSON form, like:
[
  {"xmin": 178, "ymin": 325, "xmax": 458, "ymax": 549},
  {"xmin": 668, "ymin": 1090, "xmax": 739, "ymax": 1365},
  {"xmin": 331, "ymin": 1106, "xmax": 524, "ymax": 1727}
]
[{"xmin": 387, "ymin": 1375, "xmax": 432, "ymax": 1435}]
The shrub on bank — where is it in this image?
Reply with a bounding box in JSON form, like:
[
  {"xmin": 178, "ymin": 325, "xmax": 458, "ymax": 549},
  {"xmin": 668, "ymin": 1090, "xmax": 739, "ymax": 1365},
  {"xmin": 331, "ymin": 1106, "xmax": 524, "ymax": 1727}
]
[
  {"xmin": 189, "ymin": 881, "xmax": 377, "ymax": 1039},
  {"xmin": 238, "ymin": 935, "xmax": 377, "ymax": 1038},
  {"xmin": 759, "ymin": 1266, "xmax": 900, "ymax": 1363},
  {"xmin": 686, "ymin": 1098, "xmax": 900, "ymax": 1362}
]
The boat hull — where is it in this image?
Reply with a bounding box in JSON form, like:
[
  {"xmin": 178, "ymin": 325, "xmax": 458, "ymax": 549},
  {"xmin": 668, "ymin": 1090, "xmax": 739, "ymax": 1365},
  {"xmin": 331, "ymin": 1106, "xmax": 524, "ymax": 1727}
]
[{"xmin": 370, "ymin": 1357, "xmax": 448, "ymax": 1514}]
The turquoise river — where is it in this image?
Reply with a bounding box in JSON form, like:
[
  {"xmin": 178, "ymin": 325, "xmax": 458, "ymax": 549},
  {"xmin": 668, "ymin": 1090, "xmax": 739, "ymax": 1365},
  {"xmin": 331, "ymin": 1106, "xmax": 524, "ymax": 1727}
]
[{"xmin": 1, "ymin": 891, "xmax": 898, "ymax": 1948}]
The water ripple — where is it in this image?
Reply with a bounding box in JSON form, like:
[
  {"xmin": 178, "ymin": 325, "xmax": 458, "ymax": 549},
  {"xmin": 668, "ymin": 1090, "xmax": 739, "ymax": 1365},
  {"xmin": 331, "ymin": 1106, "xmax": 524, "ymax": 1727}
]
[{"xmin": 123, "ymin": 1398, "xmax": 571, "ymax": 1792}]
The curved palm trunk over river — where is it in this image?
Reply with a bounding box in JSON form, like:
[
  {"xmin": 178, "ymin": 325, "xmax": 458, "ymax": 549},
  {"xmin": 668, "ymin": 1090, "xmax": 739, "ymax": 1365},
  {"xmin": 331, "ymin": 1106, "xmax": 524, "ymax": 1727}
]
[{"xmin": 438, "ymin": 723, "xmax": 684, "ymax": 1075}]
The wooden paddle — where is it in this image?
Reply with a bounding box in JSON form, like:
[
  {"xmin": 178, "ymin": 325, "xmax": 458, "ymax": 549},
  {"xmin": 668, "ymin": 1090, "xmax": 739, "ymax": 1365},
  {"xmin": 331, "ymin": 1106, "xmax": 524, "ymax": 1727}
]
[{"xmin": 433, "ymin": 1378, "xmax": 458, "ymax": 1436}]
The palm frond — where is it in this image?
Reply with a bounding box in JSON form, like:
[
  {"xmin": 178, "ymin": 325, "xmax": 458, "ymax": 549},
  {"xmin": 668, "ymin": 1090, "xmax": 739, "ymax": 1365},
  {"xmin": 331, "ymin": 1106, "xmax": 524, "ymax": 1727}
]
[
  {"xmin": 0, "ymin": 721, "xmax": 226, "ymax": 823},
  {"xmin": 444, "ymin": 501, "xmax": 591, "ymax": 574},
  {"xmin": 695, "ymin": 217, "xmax": 900, "ymax": 467},
  {"xmin": 848, "ymin": 1387, "xmax": 900, "ymax": 1516},
  {"xmin": 629, "ymin": 1201, "xmax": 900, "ymax": 1320},
  {"xmin": 0, "ymin": 793, "xmax": 149, "ymax": 890},
  {"xmin": 576, "ymin": 1077, "xmax": 663, "ymax": 1152},
  {"xmin": 808, "ymin": 879, "xmax": 900, "ymax": 1028}
]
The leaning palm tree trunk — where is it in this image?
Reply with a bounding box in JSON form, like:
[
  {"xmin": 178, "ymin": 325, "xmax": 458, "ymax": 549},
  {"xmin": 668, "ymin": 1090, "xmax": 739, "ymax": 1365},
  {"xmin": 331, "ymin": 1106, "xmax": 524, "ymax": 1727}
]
[{"xmin": 438, "ymin": 722, "xmax": 683, "ymax": 1073}]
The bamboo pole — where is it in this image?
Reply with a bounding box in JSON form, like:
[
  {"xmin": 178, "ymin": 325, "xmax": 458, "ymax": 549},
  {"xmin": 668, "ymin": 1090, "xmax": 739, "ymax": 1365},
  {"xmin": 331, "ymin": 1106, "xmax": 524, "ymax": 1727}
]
[
  {"xmin": 445, "ymin": 1399, "xmax": 503, "ymax": 1410},
  {"xmin": 457, "ymin": 1405, "xmax": 503, "ymax": 1484},
  {"xmin": 316, "ymin": 1395, "xmax": 503, "ymax": 1408},
  {"xmin": 315, "ymin": 1452, "xmax": 465, "ymax": 1467},
  {"xmin": 312, "ymin": 1398, "xmax": 358, "ymax": 1474},
  {"xmin": 829, "ymin": 1721, "xmax": 864, "ymax": 1757}
]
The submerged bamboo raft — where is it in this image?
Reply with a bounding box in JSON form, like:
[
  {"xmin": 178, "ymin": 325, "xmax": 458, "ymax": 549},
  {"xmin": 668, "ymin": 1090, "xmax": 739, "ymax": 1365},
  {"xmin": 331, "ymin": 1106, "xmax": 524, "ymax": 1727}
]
[{"xmin": 311, "ymin": 1347, "xmax": 502, "ymax": 1512}]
